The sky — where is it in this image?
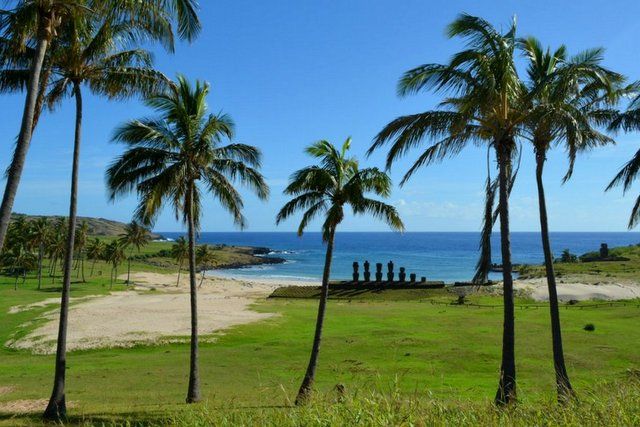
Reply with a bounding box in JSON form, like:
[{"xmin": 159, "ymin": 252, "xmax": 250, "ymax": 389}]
[{"xmin": 1, "ymin": 0, "xmax": 640, "ymax": 233}]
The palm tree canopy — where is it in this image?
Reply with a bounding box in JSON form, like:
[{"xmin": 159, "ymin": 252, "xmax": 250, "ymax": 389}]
[
  {"xmin": 519, "ymin": 36, "xmax": 622, "ymax": 180},
  {"xmin": 277, "ymin": 138, "xmax": 404, "ymax": 241},
  {"xmin": 86, "ymin": 237, "xmax": 105, "ymax": 259},
  {"xmin": 106, "ymin": 75, "xmax": 269, "ymax": 230},
  {"xmin": 119, "ymin": 220, "xmax": 151, "ymax": 251},
  {"xmin": 1, "ymin": 14, "xmax": 171, "ymax": 105},
  {"xmin": 0, "ymin": 0, "xmax": 200, "ymax": 55},
  {"xmin": 368, "ymin": 14, "xmax": 528, "ymax": 185},
  {"xmin": 171, "ymin": 236, "xmax": 188, "ymax": 260}
]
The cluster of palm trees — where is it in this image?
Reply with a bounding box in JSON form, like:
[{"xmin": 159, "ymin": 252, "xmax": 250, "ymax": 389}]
[
  {"xmin": 3, "ymin": 3, "xmax": 640, "ymax": 420},
  {"xmin": 1, "ymin": 0, "xmax": 199, "ymax": 419},
  {"xmin": 0, "ymin": 217, "xmax": 150, "ymax": 289},
  {"xmin": 368, "ymin": 14, "xmax": 640, "ymax": 404}
]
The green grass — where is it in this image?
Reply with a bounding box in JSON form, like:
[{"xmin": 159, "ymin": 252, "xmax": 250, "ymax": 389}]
[
  {"xmin": 1, "ymin": 263, "xmax": 639, "ymax": 425},
  {"xmin": 520, "ymin": 244, "xmax": 640, "ymax": 283}
]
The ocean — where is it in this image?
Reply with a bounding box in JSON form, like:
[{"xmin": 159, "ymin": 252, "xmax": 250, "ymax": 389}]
[{"xmin": 159, "ymin": 232, "xmax": 640, "ymax": 283}]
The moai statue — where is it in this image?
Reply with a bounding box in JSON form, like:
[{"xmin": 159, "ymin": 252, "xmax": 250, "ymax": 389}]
[
  {"xmin": 352, "ymin": 261, "xmax": 360, "ymax": 282},
  {"xmin": 600, "ymin": 243, "xmax": 609, "ymax": 259},
  {"xmin": 387, "ymin": 260, "xmax": 394, "ymax": 281},
  {"xmin": 399, "ymin": 267, "xmax": 406, "ymax": 282},
  {"xmin": 363, "ymin": 260, "xmax": 371, "ymax": 282},
  {"xmin": 375, "ymin": 263, "xmax": 383, "ymax": 282},
  {"xmin": 410, "ymin": 273, "xmax": 416, "ymax": 282}
]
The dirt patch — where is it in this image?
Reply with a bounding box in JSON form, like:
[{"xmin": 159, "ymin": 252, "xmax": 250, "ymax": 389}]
[
  {"xmin": 7, "ymin": 273, "xmax": 289, "ymax": 354},
  {"xmin": 0, "ymin": 386, "xmax": 14, "ymax": 396},
  {"xmin": 0, "ymin": 399, "xmax": 76, "ymax": 414}
]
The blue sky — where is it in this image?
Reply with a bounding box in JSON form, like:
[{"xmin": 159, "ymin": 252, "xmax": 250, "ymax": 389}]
[{"xmin": 1, "ymin": 0, "xmax": 640, "ymax": 232}]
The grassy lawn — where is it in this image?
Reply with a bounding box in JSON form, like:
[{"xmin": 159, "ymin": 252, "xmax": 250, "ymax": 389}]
[
  {"xmin": 1, "ymin": 260, "xmax": 639, "ymax": 425},
  {"xmin": 519, "ymin": 244, "xmax": 640, "ymax": 283}
]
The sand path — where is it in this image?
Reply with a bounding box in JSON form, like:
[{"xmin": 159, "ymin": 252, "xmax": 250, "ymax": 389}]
[
  {"xmin": 513, "ymin": 278, "xmax": 640, "ymax": 302},
  {"xmin": 7, "ymin": 273, "xmax": 310, "ymax": 354}
]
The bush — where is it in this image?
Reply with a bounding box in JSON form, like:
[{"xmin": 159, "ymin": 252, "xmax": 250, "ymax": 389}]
[
  {"xmin": 558, "ymin": 249, "xmax": 578, "ymax": 263},
  {"xmin": 584, "ymin": 323, "xmax": 596, "ymax": 331}
]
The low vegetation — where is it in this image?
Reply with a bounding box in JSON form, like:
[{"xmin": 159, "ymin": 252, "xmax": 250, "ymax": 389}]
[{"xmin": 518, "ymin": 244, "xmax": 640, "ymax": 283}]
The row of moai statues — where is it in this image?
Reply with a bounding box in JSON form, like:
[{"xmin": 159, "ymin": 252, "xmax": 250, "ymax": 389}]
[{"xmin": 352, "ymin": 260, "xmax": 426, "ymax": 283}]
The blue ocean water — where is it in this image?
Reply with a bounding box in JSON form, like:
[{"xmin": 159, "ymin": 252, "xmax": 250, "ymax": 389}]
[{"xmin": 159, "ymin": 232, "xmax": 640, "ymax": 282}]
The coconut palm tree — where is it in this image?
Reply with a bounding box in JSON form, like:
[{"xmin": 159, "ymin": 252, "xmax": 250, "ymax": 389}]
[
  {"xmin": 277, "ymin": 138, "xmax": 404, "ymax": 405},
  {"xmin": 28, "ymin": 217, "xmax": 50, "ymax": 289},
  {"xmin": 171, "ymin": 236, "xmax": 188, "ymax": 286},
  {"xmin": 74, "ymin": 220, "xmax": 89, "ymax": 281},
  {"xmin": 519, "ymin": 37, "xmax": 621, "ymax": 401},
  {"xmin": 41, "ymin": 16, "xmax": 170, "ymax": 419},
  {"xmin": 367, "ymin": 14, "xmax": 527, "ymax": 404},
  {"xmin": 86, "ymin": 237, "xmax": 104, "ymax": 277},
  {"xmin": 195, "ymin": 244, "xmax": 213, "ymax": 287},
  {"xmin": 103, "ymin": 240, "xmax": 124, "ymax": 289},
  {"xmin": 0, "ymin": 0, "xmax": 201, "ymax": 260},
  {"xmin": 119, "ymin": 221, "xmax": 151, "ymax": 284},
  {"xmin": 106, "ymin": 75, "xmax": 269, "ymax": 403},
  {"xmin": 607, "ymin": 88, "xmax": 640, "ymax": 227}
]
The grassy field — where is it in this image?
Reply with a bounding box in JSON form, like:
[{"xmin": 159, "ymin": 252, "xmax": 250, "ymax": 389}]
[
  {"xmin": 519, "ymin": 244, "xmax": 640, "ymax": 283},
  {"xmin": 1, "ymin": 252, "xmax": 639, "ymax": 425}
]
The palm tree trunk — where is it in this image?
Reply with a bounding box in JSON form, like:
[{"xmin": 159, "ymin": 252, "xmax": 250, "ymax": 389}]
[
  {"xmin": 494, "ymin": 143, "xmax": 516, "ymax": 405},
  {"xmin": 38, "ymin": 243, "xmax": 44, "ymax": 290},
  {"xmin": 186, "ymin": 182, "xmax": 201, "ymax": 403},
  {"xmin": 535, "ymin": 148, "xmax": 574, "ymax": 402},
  {"xmin": 176, "ymin": 259, "xmax": 183, "ymax": 286},
  {"xmin": 90, "ymin": 259, "xmax": 96, "ymax": 277},
  {"xmin": 0, "ymin": 30, "xmax": 51, "ymax": 252},
  {"xmin": 295, "ymin": 226, "xmax": 336, "ymax": 405},
  {"xmin": 44, "ymin": 82, "xmax": 83, "ymax": 421},
  {"xmin": 80, "ymin": 256, "xmax": 85, "ymax": 283},
  {"xmin": 126, "ymin": 248, "xmax": 133, "ymax": 284}
]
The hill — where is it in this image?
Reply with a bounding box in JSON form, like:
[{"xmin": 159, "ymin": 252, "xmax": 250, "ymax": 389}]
[{"xmin": 10, "ymin": 213, "xmax": 163, "ymax": 239}]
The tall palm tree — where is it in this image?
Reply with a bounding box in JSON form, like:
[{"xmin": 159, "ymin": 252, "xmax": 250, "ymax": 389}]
[
  {"xmin": 28, "ymin": 217, "xmax": 50, "ymax": 289},
  {"xmin": 607, "ymin": 89, "xmax": 640, "ymax": 227},
  {"xmin": 119, "ymin": 221, "xmax": 151, "ymax": 284},
  {"xmin": 0, "ymin": 0, "xmax": 201, "ymax": 257},
  {"xmin": 41, "ymin": 15, "xmax": 169, "ymax": 420},
  {"xmin": 519, "ymin": 38, "xmax": 620, "ymax": 401},
  {"xmin": 104, "ymin": 239, "xmax": 124, "ymax": 289},
  {"xmin": 367, "ymin": 14, "xmax": 527, "ymax": 404},
  {"xmin": 106, "ymin": 75, "xmax": 269, "ymax": 403},
  {"xmin": 171, "ymin": 236, "xmax": 188, "ymax": 286},
  {"xmin": 86, "ymin": 237, "xmax": 104, "ymax": 276},
  {"xmin": 195, "ymin": 244, "xmax": 213, "ymax": 287},
  {"xmin": 277, "ymin": 138, "xmax": 404, "ymax": 405},
  {"xmin": 74, "ymin": 220, "xmax": 89, "ymax": 281}
]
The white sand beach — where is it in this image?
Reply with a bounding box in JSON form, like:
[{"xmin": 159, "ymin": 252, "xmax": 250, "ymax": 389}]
[
  {"xmin": 7, "ymin": 272, "xmax": 318, "ymax": 354},
  {"xmin": 513, "ymin": 278, "xmax": 640, "ymax": 302}
]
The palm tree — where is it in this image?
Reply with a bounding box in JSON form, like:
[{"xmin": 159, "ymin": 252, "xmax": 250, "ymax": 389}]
[
  {"xmin": 41, "ymin": 15, "xmax": 170, "ymax": 419},
  {"xmin": 195, "ymin": 244, "xmax": 213, "ymax": 287},
  {"xmin": 29, "ymin": 217, "xmax": 50, "ymax": 289},
  {"xmin": 0, "ymin": 0, "xmax": 201, "ymax": 259},
  {"xmin": 103, "ymin": 240, "xmax": 124, "ymax": 289},
  {"xmin": 277, "ymin": 138, "xmax": 404, "ymax": 405},
  {"xmin": 106, "ymin": 75, "xmax": 269, "ymax": 403},
  {"xmin": 86, "ymin": 238, "xmax": 104, "ymax": 277},
  {"xmin": 171, "ymin": 236, "xmax": 188, "ymax": 286},
  {"xmin": 367, "ymin": 14, "xmax": 527, "ymax": 404},
  {"xmin": 74, "ymin": 220, "xmax": 89, "ymax": 281},
  {"xmin": 119, "ymin": 221, "xmax": 151, "ymax": 284},
  {"xmin": 519, "ymin": 37, "xmax": 620, "ymax": 401},
  {"xmin": 607, "ymin": 88, "xmax": 640, "ymax": 228}
]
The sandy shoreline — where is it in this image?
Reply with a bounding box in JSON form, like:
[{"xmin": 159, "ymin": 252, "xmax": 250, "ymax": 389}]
[{"xmin": 5, "ymin": 272, "xmax": 639, "ymax": 354}]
